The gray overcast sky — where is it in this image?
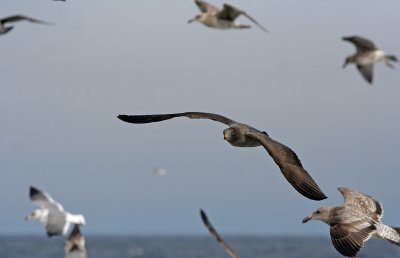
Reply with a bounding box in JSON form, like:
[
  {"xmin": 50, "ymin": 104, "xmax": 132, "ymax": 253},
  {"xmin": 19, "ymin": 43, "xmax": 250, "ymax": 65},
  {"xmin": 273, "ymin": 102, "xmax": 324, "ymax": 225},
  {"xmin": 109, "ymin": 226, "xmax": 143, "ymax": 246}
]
[{"xmin": 1, "ymin": 0, "xmax": 399, "ymax": 236}]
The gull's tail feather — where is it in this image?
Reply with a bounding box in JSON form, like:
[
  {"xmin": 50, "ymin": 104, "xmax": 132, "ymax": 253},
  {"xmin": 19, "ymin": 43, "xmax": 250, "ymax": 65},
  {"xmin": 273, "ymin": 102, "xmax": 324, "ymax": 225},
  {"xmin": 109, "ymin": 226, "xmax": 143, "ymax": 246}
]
[{"xmin": 377, "ymin": 224, "xmax": 400, "ymax": 245}]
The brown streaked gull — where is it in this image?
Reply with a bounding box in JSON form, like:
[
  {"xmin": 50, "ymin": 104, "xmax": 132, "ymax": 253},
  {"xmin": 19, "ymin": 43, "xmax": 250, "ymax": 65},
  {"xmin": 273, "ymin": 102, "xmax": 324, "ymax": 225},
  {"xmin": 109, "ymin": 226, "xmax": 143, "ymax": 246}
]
[
  {"xmin": 342, "ymin": 35, "xmax": 398, "ymax": 84},
  {"xmin": 117, "ymin": 112, "xmax": 327, "ymax": 201},
  {"xmin": 303, "ymin": 187, "xmax": 400, "ymax": 257},
  {"xmin": 200, "ymin": 209, "xmax": 238, "ymax": 258},
  {"xmin": 188, "ymin": 0, "xmax": 268, "ymax": 33},
  {"xmin": 65, "ymin": 224, "xmax": 87, "ymax": 258},
  {"xmin": 0, "ymin": 15, "xmax": 50, "ymax": 35},
  {"xmin": 26, "ymin": 186, "xmax": 86, "ymax": 237}
]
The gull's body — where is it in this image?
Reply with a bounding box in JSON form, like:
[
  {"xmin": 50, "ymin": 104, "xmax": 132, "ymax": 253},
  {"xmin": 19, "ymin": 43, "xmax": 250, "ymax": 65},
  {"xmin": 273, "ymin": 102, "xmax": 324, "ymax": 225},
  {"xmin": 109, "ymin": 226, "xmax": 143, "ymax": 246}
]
[
  {"xmin": 200, "ymin": 209, "xmax": 238, "ymax": 258},
  {"xmin": 117, "ymin": 112, "xmax": 327, "ymax": 201},
  {"xmin": 343, "ymin": 36, "xmax": 398, "ymax": 84},
  {"xmin": 26, "ymin": 186, "xmax": 86, "ymax": 237},
  {"xmin": 303, "ymin": 187, "xmax": 400, "ymax": 257},
  {"xmin": 188, "ymin": 0, "xmax": 268, "ymax": 33},
  {"xmin": 65, "ymin": 225, "xmax": 87, "ymax": 258},
  {"xmin": 0, "ymin": 15, "xmax": 49, "ymax": 35}
]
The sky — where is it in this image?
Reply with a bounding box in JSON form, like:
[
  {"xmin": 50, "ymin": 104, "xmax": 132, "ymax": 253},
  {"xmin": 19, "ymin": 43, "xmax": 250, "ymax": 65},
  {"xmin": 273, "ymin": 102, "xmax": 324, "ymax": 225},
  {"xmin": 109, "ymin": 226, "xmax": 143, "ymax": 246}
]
[{"xmin": 1, "ymin": 0, "xmax": 400, "ymax": 236}]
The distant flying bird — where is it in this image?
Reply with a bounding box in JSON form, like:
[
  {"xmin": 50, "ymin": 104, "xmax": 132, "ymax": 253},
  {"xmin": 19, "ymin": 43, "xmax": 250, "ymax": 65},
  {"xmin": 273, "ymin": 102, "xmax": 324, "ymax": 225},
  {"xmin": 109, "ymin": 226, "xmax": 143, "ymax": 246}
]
[
  {"xmin": 200, "ymin": 209, "xmax": 238, "ymax": 258},
  {"xmin": 117, "ymin": 112, "xmax": 327, "ymax": 201},
  {"xmin": 26, "ymin": 186, "xmax": 86, "ymax": 237},
  {"xmin": 188, "ymin": 0, "xmax": 268, "ymax": 33},
  {"xmin": 342, "ymin": 35, "xmax": 398, "ymax": 84},
  {"xmin": 303, "ymin": 187, "xmax": 400, "ymax": 257},
  {"xmin": 152, "ymin": 167, "xmax": 167, "ymax": 176},
  {"xmin": 0, "ymin": 15, "xmax": 50, "ymax": 35},
  {"xmin": 65, "ymin": 225, "xmax": 87, "ymax": 258}
]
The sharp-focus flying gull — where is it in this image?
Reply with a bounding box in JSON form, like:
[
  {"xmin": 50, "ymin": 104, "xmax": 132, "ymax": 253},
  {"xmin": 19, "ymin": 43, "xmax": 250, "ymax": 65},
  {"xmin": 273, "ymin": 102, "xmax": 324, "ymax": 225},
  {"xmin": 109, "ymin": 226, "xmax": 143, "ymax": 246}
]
[
  {"xmin": 303, "ymin": 187, "xmax": 400, "ymax": 257},
  {"xmin": 0, "ymin": 15, "xmax": 50, "ymax": 35},
  {"xmin": 65, "ymin": 225, "xmax": 88, "ymax": 258},
  {"xmin": 342, "ymin": 35, "xmax": 398, "ymax": 84},
  {"xmin": 26, "ymin": 186, "xmax": 86, "ymax": 237},
  {"xmin": 188, "ymin": 0, "xmax": 268, "ymax": 33},
  {"xmin": 117, "ymin": 112, "xmax": 327, "ymax": 201},
  {"xmin": 200, "ymin": 209, "xmax": 238, "ymax": 258}
]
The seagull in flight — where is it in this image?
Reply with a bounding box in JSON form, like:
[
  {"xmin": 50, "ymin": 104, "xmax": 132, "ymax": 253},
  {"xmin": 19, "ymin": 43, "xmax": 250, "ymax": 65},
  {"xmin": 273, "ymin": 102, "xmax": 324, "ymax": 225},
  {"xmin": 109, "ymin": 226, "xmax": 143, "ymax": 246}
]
[
  {"xmin": 118, "ymin": 112, "xmax": 327, "ymax": 201},
  {"xmin": 342, "ymin": 35, "xmax": 397, "ymax": 84},
  {"xmin": 188, "ymin": 0, "xmax": 268, "ymax": 33},
  {"xmin": 26, "ymin": 186, "xmax": 86, "ymax": 237},
  {"xmin": 303, "ymin": 187, "xmax": 400, "ymax": 257}
]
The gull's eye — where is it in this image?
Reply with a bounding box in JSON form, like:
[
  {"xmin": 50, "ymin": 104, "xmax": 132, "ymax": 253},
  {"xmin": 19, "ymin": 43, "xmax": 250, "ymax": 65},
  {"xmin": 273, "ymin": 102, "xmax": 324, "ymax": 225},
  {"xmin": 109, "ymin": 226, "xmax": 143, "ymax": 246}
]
[{"xmin": 316, "ymin": 210, "xmax": 320, "ymax": 214}]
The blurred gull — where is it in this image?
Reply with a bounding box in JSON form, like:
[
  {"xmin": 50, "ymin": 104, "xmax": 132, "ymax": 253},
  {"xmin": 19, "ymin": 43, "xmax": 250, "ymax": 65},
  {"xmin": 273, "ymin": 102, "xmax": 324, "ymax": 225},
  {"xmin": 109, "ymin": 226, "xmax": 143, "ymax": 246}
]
[
  {"xmin": 152, "ymin": 167, "xmax": 167, "ymax": 176},
  {"xmin": 342, "ymin": 35, "xmax": 398, "ymax": 84},
  {"xmin": 65, "ymin": 225, "xmax": 87, "ymax": 258},
  {"xmin": 200, "ymin": 209, "xmax": 238, "ymax": 258},
  {"xmin": 188, "ymin": 0, "xmax": 268, "ymax": 33},
  {"xmin": 0, "ymin": 15, "xmax": 50, "ymax": 35},
  {"xmin": 26, "ymin": 186, "xmax": 86, "ymax": 237}
]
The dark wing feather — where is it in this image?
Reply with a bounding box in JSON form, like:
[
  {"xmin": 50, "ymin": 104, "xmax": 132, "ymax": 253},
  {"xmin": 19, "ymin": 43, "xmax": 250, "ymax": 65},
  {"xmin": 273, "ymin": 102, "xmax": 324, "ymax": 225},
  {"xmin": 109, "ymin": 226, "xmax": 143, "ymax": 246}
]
[
  {"xmin": 343, "ymin": 36, "xmax": 377, "ymax": 52},
  {"xmin": 330, "ymin": 222, "xmax": 376, "ymax": 257},
  {"xmin": 118, "ymin": 112, "xmax": 235, "ymax": 126},
  {"xmin": 200, "ymin": 209, "xmax": 239, "ymax": 258},
  {"xmin": 30, "ymin": 186, "xmax": 64, "ymax": 211},
  {"xmin": 357, "ymin": 64, "xmax": 373, "ymax": 84},
  {"xmin": 0, "ymin": 15, "xmax": 50, "ymax": 25},
  {"xmin": 218, "ymin": 4, "xmax": 268, "ymax": 32},
  {"xmin": 338, "ymin": 187, "xmax": 383, "ymax": 219},
  {"xmin": 194, "ymin": 0, "xmax": 219, "ymax": 14},
  {"xmin": 246, "ymin": 131, "xmax": 327, "ymax": 201},
  {"xmin": 217, "ymin": 4, "xmax": 242, "ymax": 21}
]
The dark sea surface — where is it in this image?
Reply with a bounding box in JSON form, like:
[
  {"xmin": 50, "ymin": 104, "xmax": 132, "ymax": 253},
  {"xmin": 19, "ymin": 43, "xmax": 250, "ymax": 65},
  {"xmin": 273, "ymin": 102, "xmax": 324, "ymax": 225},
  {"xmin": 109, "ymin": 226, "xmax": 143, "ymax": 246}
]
[{"xmin": 1, "ymin": 235, "xmax": 399, "ymax": 258}]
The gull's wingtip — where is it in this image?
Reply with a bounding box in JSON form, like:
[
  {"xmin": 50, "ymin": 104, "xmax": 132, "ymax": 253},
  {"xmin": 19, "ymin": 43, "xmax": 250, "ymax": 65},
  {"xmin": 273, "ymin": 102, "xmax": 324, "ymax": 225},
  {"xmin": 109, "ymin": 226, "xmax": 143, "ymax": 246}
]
[{"xmin": 30, "ymin": 186, "xmax": 41, "ymax": 197}]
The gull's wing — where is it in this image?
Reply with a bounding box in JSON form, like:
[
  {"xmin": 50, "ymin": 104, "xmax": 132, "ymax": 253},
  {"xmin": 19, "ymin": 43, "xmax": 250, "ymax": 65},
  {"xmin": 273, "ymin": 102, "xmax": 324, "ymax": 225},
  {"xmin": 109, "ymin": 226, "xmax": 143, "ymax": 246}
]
[
  {"xmin": 246, "ymin": 131, "xmax": 327, "ymax": 201},
  {"xmin": 46, "ymin": 211, "xmax": 68, "ymax": 237},
  {"xmin": 65, "ymin": 225, "xmax": 87, "ymax": 258},
  {"xmin": 338, "ymin": 187, "xmax": 383, "ymax": 219},
  {"xmin": 194, "ymin": 0, "xmax": 219, "ymax": 14},
  {"xmin": 118, "ymin": 112, "xmax": 235, "ymax": 126},
  {"xmin": 0, "ymin": 15, "xmax": 50, "ymax": 25},
  {"xmin": 30, "ymin": 186, "xmax": 64, "ymax": 211},
  {"xmin": 330, "ymin": 221, "xmax": 376, "ymax": 257},
  {"xmin": 200, "ymin": 209, "xmax": 238, "ymax": 258},
  {"xmin": 343, "ymin": 36, "xmax": 377, "ymax": 52},
  {"xmin": 357, "ymin": 64, "xmax": 374, "ymax": 84},
  {"xmin": 218, "ymin": 4, "xmax": 268, "ymax": 32}
]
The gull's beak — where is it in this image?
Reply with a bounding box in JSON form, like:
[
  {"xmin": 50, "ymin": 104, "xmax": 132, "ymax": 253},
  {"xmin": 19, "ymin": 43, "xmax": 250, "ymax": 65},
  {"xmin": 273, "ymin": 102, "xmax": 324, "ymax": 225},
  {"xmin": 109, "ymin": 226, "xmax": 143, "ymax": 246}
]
[
  {"xmin": 188, "ymin": 19, "xmax": 194, "ymax": 23},
  {"xmin": 25, "ymin": 215, "xmax": 30, "ymax": 221},
  {"xmin": 302, "ymin": 215, "xmax": 312, "ymax": 223},
  {"xmin": 342, "ymin": 60, "xmax": 348, "ymax": 69}
]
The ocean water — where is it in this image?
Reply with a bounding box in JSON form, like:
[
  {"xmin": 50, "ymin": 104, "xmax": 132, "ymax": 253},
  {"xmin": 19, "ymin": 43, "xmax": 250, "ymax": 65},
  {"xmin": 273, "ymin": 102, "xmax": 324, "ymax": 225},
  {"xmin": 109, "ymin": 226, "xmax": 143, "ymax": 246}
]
[{"xmin": 1, "ymin": 236, "xmax": 399, "ymax": 258}]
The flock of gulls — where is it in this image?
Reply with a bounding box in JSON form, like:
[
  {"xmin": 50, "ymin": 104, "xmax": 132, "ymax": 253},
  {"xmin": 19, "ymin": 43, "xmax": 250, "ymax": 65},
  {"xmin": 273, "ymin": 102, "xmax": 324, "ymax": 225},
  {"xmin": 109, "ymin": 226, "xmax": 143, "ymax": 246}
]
[{"xmin": 5, "ymin": 0, "xmax": 397, "ymax": 257}]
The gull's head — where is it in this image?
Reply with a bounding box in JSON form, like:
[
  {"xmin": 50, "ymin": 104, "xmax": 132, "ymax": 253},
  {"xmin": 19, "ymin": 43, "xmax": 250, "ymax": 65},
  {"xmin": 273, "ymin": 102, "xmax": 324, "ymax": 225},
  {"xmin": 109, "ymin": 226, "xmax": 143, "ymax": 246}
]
[
  {"xmin": 25, "ymin": 209, "xmax": 47, "ymax": 223},
  {"xmin": 188, "ymin": 14, "xmax": 203, "ymax": 24},
  {"xmin": 302, "ymin": 207, "xmax": 331, "ymax": 224},
  {"xmin": 343, "ymin": 56, "xmax": 354, "ymax": 68},
  {"xmin": 223, "ymin": 127, "xmax": 238, "ymax": 142}
]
